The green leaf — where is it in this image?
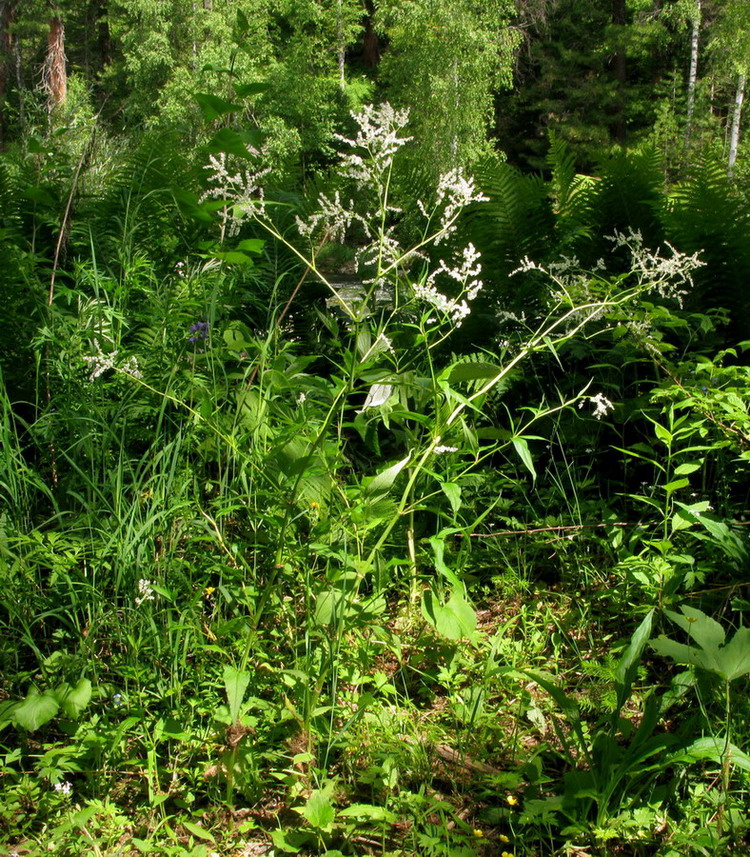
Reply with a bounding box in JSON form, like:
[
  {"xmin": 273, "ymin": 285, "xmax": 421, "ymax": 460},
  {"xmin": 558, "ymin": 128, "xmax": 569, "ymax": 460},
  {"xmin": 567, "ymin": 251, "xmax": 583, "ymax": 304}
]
[
  {"xmin": 653, "ymin": 607, "xmax": 750, "ymax": 682},
  {"xmin": 54, "ymin": 678, "xmax": 92, "ymax": 719},
  {"xmin": 421, "ymin": 589, "xmax": 476, "ymax": 640},
  {"xmin": 236, "ymin": 9, "xmax": 249, "ymax": 33},
  {"xmin": 427, "ymin": 534, "xmax": 462, "ymax": 588},
  {"xmin": 223, "ymin": 666, "xmax": 250, "ymax": 723},
  {"xmin": 205, "ymin": 127, "xmax": 262, "ymax": 159},
  {"xmin": 669, "ymin": 737, "xmax": 750, "ymax": 772},
  {"xmin": 314, "ymin": 590, "xmax": 344, "ymax": 626},
  {"xmin": 210, "ymin": 250, "xmax": 254, "ymax": 265},
  {"xmin": 195, "ymin": 92, "xmax": 242, "ymax": 122},
  {"xmin": 512, "ymin": 436, "xmax": 536, "ymax": 481},
  {"xmin": 448, "ymin": 362, "xmax": 501, "ymax": 383},
  {"xmin": 614, "ymin": 610, "xmax": 654, "ymax": 714},
  {"xmin": 664, "ymin": 478, "xmax": 689, "ymax": 495},
  {"xmin": 236, "ymin": 239, "xmax": 265, "ymax": 254},
  {"xmin": 270, "ymin": 828, "xmax": 304, "ymax": 853},
  {"xmin": 224, "ymin": 328, "xmax": 252, "ymax": 351},
  {"xmin": 671, "ymin": 508, "xmax": 697, "ymax": 533},
  {"xmin": 667, "ymin": 606, "xmax": 725, "ymax": 651},
  {"xmin": 13, "ymin": 688, "xmax": 60, "ymax": 732},
  {"xmin": 363, "ymin": 454, "xmax": 411, "ymax": 497},
  {"xmin": 673, "ymin": 461, "xmax": 702, "ymax": 476},
  {"xmin": 718, "ymin": 627, "xmax": 750, "ymax": 681},
  {"xmin": 233, "ymin": 81, "xmax": 270, "ymax": 98},
  {"xmin": 653, "ymin": 422, "xmax": 672, "ymax": 444},
  {"xmin": 183, "ymin": 820, "xmax": 215, "ymax": 842},
  {"xmin": 297, "ymin": 787, "xmax": 336, "ymax": 832},
  {"xmin": 439, "ymin": 481, "xmax": 462, "ymax": 514},
  {"xmin": 651, "ymin": 637, "xmax": 713, "ymax": 672},
  {"xmin": 338, "ymin": 804, "xmax": 397, "ymax": 822}
]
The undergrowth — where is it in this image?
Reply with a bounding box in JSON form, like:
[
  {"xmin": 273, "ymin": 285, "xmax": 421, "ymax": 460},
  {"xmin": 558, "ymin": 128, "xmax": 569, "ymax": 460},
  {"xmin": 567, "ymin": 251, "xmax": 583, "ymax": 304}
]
[{"xmin": 1, "ymin": 104, "xmax": 749, "ymax": 857}]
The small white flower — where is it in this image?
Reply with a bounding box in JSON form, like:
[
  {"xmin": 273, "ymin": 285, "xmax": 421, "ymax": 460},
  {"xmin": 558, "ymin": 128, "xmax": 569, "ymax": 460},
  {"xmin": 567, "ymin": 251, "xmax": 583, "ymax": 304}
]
[
  {"xmin": 82, "ymin": 343, "xmax": 118, "ymax": 381},
  {"xmin": 434, "ymin": 169, "xmax": 488, "ymax": 243},
  {"xmin": 82, "ymin": 342, "xmax": 142, "ymax": 382},
  {"xmin": 297, "ymin": 392, "xmax": 307, "ymax": 405},
  {"xmin": 135, "ymin": 579, "xmax": 156, "ymax": 607},
  {"xmin": 584, "ymin": 392, "xmax": 615, "ymax": 420},
  {"xmin": 54, "ymin": 780, "xmax": 73, "ymax": 796},
  {"xmin": 434, "ymin": 445, "xmax": 459, "ymax": 454},
  {"xmin": 200, "ymin": 153, "xmax": 270, "ymax": 237}
]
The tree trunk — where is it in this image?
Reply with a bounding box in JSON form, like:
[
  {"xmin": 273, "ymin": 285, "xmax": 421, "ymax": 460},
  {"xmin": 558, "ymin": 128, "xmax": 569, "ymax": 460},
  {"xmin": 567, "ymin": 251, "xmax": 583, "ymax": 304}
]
[
  {"xmin": 610, "ymin": 0, "xmax": 627, "ymax": 144},
  {"xmin": 728, "ymin": 72, "xmax": 746, "ymax": 177},
  {"xmin": 362, "ymin": 0, "xmax": 380, "ymax": 68},
  {"xmin": 43, "ymin": 14, "xmax": 67, "ymax": 113},
  {"xmin": 686, "ymin": 0, "xmax": 700, "ymax": 143},
  {"xmin": 337, "ymin": 0, "xmax": 345, "ymax": 90},
  {"xmin": 0, "ymin": 0, "xmax": 14, "ymax": 146}
]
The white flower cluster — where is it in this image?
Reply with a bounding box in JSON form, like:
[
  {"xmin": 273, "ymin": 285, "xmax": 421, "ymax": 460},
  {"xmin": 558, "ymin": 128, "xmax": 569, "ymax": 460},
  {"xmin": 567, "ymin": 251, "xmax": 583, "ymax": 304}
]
[
  {"xmin": 82, "ymin": 342, "xmax": 142, "ymax": 382},
  {"xmin": 54, "ymin": 780, "xmax": 73, "ymax": 796},
  {"xmin": 510, "ymin": 256, "xmax": 541, "ymax": 276},
  {"xmin": 434, "ymin": 169, "xmax": 488, "ymax": 244},
  {"xmin": 609, "ymin": 229, "xmax": 704, "ymax": 306},
  {"xmin": 579, "ymin": 392, "xmax": 615, "ymax": 420},
  {"xmin": 334, "ymin": 103, "xmax": 412, "ymax": 185},
  {"xmin": 413, "ymin": 243, "xmax": 484, "ymax": 326},
  {"xmin": 135, "ymin": 578, "xmax": 156, "ymax": 607},
  {"xmin": 201, "ymin": 153, "xmax": 270, "ymax": 237},
  {"xmin": 295, "ymin": 191, "xmax": 355, "ymax": 243}
]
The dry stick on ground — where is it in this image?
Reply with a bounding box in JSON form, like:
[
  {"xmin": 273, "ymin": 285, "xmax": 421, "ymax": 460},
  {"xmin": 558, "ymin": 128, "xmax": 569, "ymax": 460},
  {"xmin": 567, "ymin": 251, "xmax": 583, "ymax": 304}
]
[
  {"xmin": 402, "ymin": 734, "xmax": 501, "ymax": 776},
  {"xmin": 463, "ymin": 522, "xmax": 642, "ymax": 538}
]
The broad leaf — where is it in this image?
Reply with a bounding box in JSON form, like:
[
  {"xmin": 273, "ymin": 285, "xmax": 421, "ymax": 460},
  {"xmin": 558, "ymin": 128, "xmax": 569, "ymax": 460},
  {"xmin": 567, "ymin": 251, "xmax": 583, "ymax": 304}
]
[
  {"xmin": 363, "ymin": 453, "xmax": 410, "ymax": 497},
  {"xmin": 195, "ymin": 92, "xmax": 242, "ymax": 122},
  {"xmin": 422, "ymin": 589, "xmax": 476, "ymax": 640},
  {"xmin": 13, "ymin": 688, "xmax": 60, "ymax": 732},
  {"xmin": 614, "ymin": 610, "xmax": 654, "ymax": 714},
  {"xmin": 448, "ymin": 361, "xmax": 501, "ymax": 383},
  {"xmin": 205, "ymin": 127, "xmax": 262, "ymax": 159},
  {"xmin": 297, "ymin": 786, "xmax": 336, "ymax": 832},
  {"xmin": 512, "ymin": 436, "xmax": 536, "ymax": 481},
  {"xmin": 55, "ymin": 678, "xmax": 92, "ymax": 719},
  {"xmin": 439, "ymin": 481, "xmax": 462, "ymax": 514},
  {"xmin": 223, "ymin": 666, "xmax": 250, "ymax": 723},
  {"xmin": 233, "ymin": 81, "xmax": 270, "ymax": 98}
]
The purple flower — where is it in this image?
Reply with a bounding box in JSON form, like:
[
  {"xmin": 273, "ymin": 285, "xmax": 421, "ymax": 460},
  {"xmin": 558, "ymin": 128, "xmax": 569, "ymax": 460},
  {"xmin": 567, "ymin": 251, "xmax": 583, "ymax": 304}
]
[{"xmin": 188, "ymin": 321, "xmax": 209, "ymax": 343}]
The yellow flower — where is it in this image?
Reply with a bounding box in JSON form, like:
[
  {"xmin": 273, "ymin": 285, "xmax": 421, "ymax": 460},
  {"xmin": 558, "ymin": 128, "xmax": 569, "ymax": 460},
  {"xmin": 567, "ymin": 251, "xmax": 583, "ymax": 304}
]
[
  {"xmin": 204, "ymin": 587, "xmax": 216, "ymax": 596},
  {"xmin": 472, "ymin": 829, "xmax": 484, "ymax": 838},
  {"xmin": 498, "ymin": 834, "xmax": 510, "ymax": 843},
  {"xmin": 501, "ymin": 851, "xmax": 514, "ymax": 857},
  {"xmin": 506, "ymin": 795, "xmax": 518, "ymax": 806}
]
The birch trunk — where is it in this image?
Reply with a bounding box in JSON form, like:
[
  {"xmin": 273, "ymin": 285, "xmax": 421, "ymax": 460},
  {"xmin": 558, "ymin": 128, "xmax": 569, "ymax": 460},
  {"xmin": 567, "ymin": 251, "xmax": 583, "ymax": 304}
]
[
  {"xmin": 686, "ymin": 0, "xmax": 701, "ymax": 142},
  {"xmin": 0, "ymin": 0, "xmax": 14, "ymax": 146},
  {"xmin": 337, "ymin": 0, "xmax": 345, "ymax": 90},
  {"xmin": 728, "ymin": 72, "xmax": 746, "ymax": 177}
]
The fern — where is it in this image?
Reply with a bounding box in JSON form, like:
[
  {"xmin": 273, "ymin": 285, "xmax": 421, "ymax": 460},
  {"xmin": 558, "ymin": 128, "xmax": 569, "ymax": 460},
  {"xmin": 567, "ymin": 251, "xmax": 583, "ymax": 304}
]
[{"xmin": 664, "ymin": 157, "xmax": 750, "ymax": 339}]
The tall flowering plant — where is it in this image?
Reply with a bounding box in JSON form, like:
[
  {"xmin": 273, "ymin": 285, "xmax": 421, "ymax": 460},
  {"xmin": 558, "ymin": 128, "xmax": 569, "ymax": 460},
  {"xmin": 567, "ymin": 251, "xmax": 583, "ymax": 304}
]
[
  {"xmin": 203, "ymin": 103, "xmax": 488, "ymax": 328},
  {"xmin": 198, "ymin": 105, "xmax": 705, "ymax": 637}
]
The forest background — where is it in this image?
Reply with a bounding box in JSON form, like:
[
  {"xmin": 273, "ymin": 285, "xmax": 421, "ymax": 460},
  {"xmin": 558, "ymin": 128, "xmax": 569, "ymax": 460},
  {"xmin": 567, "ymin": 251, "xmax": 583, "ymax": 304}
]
[{"xmin": 2, "ymin": 1, "xmax": 750, "ymax": 856}]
